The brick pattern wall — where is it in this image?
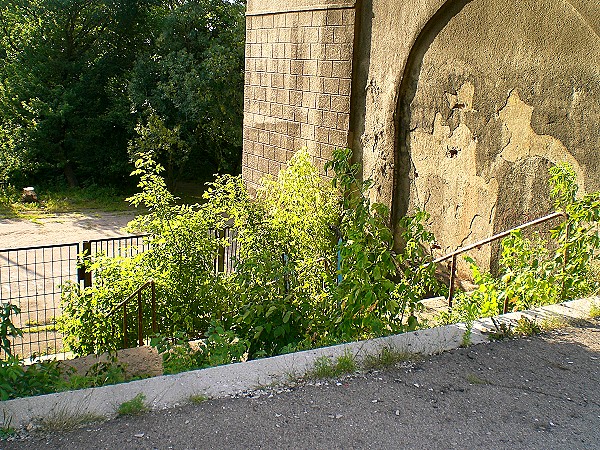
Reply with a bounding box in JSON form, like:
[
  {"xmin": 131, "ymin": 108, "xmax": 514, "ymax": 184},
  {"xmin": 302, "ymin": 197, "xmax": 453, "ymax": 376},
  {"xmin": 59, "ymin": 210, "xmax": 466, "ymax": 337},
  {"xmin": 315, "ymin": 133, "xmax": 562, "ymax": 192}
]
[{"xmin": 242, "ymin": 6, "xmax": 355, "ymax": 191}]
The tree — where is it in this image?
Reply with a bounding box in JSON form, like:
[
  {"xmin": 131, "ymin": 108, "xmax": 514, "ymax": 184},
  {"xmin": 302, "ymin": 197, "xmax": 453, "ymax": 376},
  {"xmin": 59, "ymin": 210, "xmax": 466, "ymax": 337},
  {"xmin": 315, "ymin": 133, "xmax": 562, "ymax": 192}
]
[
  {"xmin": 128, "ymin": 0, "xmax": 245, "ymax": 185},
  {"xmin": 0, "ymin": 0, "xmax": 156, "ymax": 187}
]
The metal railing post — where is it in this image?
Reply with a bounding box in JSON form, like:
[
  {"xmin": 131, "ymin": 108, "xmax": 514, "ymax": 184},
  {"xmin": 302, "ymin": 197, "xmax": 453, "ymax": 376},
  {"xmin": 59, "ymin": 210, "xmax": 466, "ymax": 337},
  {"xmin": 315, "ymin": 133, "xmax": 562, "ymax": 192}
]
[
  {"xmin": 217, "ymin": 229, "xmax": 226, "ymax": 273},
  {"xmin": 123, "ymin": 304, "xmax": 128, "ymax": 348},
  {"xmin": 77, "ymin": 240, "xmax": 92, "ymax": 288},
  {"xmin": 137, "ymin": 290, "xmax": 143, "ymax": 346},
  {"xmin": 151, "ymin": 280, "xmax": 157, "ymax": 334},
  {"xmin": 448, "ymin": 255, "xmax": 457, "ymax": 308}
]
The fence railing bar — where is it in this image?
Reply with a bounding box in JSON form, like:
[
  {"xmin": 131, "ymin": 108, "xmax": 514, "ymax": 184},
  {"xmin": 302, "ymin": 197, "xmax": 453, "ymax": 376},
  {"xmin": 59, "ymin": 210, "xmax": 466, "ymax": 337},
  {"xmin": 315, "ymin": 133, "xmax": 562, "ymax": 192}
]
[
  {"xmin": 107, "ymin": 280, "xmax": 155, "ymax": 316},
  {"xmin": 431, "ymin": 212, "xmax": 565, "ymax": 265},
  {"xmin": 0, "ymin": 242, "xmax": 81, "ymax": 253},
  {"xmin": 84, "ymin": 234, "xmax": 150, "ymax": 245},
  {"xmin": 432, "ymin": 211, "xmax": 567, "ymax": 310}
]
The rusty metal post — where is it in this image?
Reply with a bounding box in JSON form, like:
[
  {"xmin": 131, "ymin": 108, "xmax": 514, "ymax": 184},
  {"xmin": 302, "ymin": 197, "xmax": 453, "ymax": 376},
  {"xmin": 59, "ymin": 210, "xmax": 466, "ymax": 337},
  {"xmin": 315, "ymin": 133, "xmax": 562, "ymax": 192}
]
[
  {"xmin": 151, "ymin": 280, "xmax": 157, "ymax": 334},
  {"xmin": 448, "ymin": 255, "xmax": 457, "ymax": 308},
  {"xmin": 560, "ymin": 219, "xmax": 570, "ymax": 301},
  {"xmin": 77, "ymin": 240, "xmax": 92, "ymax": 287},
  {"xmin": 123, "ymin": 304, "xmax": 128, "ymax": 348},
  {"xmin": 217, "ymin": 229, "xmax": 225, "ymax": 273},
  {"xmin": 137, "ymin": 290, "xmax": 143, "ymax": 346}
]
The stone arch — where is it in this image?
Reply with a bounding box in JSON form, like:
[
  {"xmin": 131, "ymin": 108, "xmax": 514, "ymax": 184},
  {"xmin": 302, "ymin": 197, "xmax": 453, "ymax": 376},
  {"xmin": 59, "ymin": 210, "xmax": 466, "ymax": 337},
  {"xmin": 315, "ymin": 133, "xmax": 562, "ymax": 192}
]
[
  {"xmin": 393, "ymin": 0, "xmax": 473, "ymax": 225},
  {"xmin": 391, "ymin": 0, "xmax": 600, "ymax": 269}
]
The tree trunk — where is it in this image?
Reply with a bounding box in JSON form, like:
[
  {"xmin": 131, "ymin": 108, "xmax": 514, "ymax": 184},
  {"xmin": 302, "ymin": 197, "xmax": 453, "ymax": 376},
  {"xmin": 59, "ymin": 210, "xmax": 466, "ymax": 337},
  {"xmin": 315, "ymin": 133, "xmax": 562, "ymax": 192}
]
[{"xmin": 64, "ymin": 162, "xmax": 79, "ymax": 188}]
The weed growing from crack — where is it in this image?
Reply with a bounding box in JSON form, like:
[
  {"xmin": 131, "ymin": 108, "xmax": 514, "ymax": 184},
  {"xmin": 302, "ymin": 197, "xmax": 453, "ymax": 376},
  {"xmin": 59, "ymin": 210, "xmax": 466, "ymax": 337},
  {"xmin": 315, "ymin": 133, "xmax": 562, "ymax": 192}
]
[
  {"xmin": 188, "ymin": 394, "xmax": 208, "ymax": 405},
  {"xmin": 0, "ymin": 411, "xmax": 15, "ymax": 439},
  {"xmin": 362, "ymin": 347, "xmax": 413, "ymax": 370},
  {"xmin": 466, "ymin": 373, "xmax": 489, "ymax": 385},
  {"xmin": 117, "ymin": 393, "xmax": 149, "ymax": 416},
  {"xmin": 489, "ymin": 316, "xmax": 542, "ymax": 341}
]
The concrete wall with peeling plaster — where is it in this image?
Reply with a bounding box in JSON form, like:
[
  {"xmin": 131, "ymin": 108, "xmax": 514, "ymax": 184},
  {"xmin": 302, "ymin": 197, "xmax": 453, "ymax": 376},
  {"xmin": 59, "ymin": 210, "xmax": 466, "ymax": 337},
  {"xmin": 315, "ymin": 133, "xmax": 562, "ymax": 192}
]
[{"xmin": 244, "ymin": 0, "xmax": 600, "ymax": 272}]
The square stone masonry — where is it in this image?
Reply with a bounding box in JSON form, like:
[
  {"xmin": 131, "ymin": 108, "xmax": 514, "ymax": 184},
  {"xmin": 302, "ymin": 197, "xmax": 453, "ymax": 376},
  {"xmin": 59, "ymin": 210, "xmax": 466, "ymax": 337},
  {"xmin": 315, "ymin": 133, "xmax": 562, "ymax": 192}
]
[{"xmin": 243, "ymin": 6, "xmax": 356, "ymax": 181}]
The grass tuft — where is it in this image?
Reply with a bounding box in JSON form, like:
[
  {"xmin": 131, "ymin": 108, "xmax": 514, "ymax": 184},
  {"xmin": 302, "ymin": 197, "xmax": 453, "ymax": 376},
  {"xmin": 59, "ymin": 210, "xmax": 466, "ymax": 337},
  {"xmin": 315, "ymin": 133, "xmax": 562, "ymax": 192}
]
[
  {"xmin": 40, "ymin": 406, "xmax": 103, "ymax": 432},
  {"xmin": 362, "ymin": 347, "xmax": 413, "ymax": 370},
  {"xmin": 466, "ymin": 373, "xmax": 489, "ymax": 385},
  {"xmin": 117, "ymin": 393, "xmax": 149, "ymax": 416},
  {"xmin": 308, "ymin": 351, "xmax": 357, "ymax": 379},
  {"xmin": 189, "ymin": 394, "xmax": 208, "ymax": 405}
]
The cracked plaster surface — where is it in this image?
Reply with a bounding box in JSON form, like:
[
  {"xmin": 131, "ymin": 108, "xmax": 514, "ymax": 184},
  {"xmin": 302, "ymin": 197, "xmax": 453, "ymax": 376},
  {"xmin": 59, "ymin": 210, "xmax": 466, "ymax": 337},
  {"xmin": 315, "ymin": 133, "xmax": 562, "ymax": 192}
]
[{"xmin": 408, "ymin": 83, "xmax": 582, "ymax": 270}]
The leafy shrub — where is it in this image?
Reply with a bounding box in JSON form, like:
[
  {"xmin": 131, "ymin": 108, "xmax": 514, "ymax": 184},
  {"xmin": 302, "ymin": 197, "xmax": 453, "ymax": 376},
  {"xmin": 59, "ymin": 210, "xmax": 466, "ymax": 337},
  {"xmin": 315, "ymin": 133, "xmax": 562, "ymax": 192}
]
[
  {"xmin": 60, "ymin": 148, "xmax": 442, "ymax": 366},
  {"xmin": 443, "ymin": 163, "xmax": 600, "ymax": 324},
  {"xmin": 326, "ymin": 148, "xmax": 440, "ymax": 340},
  {"xmin": 151, "ymin": 322, "xmax": 250, "ymax": 375},
  {"xmin": 0, "ymin": 356, "xmax": 63, "ymax": 401},
  {"xmin": 221, "ymin": 150, "xmax": 340, "ymax": 356},
  {"xmin": 1, "ymin": 303, "xmax": 22, "ymax": 357}
]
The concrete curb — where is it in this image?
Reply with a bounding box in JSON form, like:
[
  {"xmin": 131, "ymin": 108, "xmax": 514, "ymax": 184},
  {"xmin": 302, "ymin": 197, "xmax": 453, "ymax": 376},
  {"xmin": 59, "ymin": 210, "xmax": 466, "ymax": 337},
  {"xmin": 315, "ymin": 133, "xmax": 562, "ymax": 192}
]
[{"xmin": 2, "ymin": 297, "xmax": 596, "ymax": 429}]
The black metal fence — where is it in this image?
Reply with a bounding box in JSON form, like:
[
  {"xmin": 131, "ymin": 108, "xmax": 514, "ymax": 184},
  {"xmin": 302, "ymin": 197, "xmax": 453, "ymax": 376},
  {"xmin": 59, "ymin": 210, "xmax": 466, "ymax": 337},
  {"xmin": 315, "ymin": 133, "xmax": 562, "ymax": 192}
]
[
  {"xmin": 0, "ymin": 235, "xmax": 151, "ymax": 360},
  {"xmin": 1, "ymin": 231, "xmax": 239, "ymax": 360}
]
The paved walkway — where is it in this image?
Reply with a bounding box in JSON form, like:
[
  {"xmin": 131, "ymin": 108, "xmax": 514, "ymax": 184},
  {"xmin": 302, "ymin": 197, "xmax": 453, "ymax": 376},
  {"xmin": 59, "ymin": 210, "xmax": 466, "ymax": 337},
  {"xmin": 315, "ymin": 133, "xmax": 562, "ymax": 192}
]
[
  {"xmin": 3, "ymin": 319, "xmax": 599, "ymax": 450},
  {"xmin": 0, "ymin": 212, "xmax": 136, "ymax": 249}
]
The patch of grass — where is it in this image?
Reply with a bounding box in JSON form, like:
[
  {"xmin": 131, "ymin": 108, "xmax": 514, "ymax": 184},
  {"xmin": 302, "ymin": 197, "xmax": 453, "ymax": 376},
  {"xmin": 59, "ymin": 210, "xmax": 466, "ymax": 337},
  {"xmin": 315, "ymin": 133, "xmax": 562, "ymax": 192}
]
[
  {"xmin": 590, "ymin": 302, "xmax": 600, "ymax": 319},
  {"xmin": 308, "ymin": 351, "xmax": 357, "ymax": 379},
  {"xmin": 0, "ymin": 185, "xmax": 134, "ymax": 219},
  {"xmin": 188, "ymin": 394, "xmax": 208, "ymax": 405},
  {"xmin": 117, "ymin": 393, "xmax": 149, "ymax": 416},
  {"xmin": 40, "ymin": 407, "xmax": 103, "ymax": 432},
  {"xmin": 362, "ymin": 347, "xmax": 413, "ymax": 370},
  {"xmin": 466, "ymin": 373, "xmax": 489, "ymax": 385}
]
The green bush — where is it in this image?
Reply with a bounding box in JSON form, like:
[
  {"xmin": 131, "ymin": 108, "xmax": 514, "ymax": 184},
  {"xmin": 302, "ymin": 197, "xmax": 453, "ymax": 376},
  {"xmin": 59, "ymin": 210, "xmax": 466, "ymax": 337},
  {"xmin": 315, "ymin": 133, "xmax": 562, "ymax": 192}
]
[
  {"xmin": 0, "ymin": 357, "xmax": 63, "ymax": 401},
  {"xmin": 442, "ymin": 163, "xmax": 600, "ymax": 324},
  {"xmin": 59, "ymin": 148, "xmax": 442, "ymax": 364},
  {"xmin": 326, "ymin": 148, "xmax": 440, "ymax": 341}
]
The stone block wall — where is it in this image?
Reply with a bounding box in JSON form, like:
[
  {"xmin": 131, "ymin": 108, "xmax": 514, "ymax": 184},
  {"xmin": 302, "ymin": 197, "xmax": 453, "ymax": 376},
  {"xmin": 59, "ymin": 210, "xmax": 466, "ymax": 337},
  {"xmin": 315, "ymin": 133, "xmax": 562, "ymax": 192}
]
[{"xmin": 242, "ymin": 2, "xmax": 356, "ymax": 191}]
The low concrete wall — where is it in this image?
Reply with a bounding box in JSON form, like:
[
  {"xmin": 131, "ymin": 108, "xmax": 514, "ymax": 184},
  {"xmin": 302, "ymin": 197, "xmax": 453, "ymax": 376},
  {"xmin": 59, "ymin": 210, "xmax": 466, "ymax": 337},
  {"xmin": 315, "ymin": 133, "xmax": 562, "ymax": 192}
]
[{"xmin": 2, "ymin": 297, "xmax": 595, "ymax": 430}]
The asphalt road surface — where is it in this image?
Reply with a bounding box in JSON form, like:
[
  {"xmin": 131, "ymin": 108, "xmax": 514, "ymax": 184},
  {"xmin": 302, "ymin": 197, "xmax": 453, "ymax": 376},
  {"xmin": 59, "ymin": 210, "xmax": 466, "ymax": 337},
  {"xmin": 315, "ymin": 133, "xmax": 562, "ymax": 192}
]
[{"xmin": 3, "ymin": 319, "xmax": 599, "ymax": 450}]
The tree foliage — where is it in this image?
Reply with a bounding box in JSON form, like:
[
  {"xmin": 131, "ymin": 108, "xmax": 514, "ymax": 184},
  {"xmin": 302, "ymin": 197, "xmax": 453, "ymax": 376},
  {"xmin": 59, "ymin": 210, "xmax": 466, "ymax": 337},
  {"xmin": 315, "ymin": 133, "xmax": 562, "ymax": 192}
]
[
  {"xmin": 0, "ymin": 0, "xmax": 245, "ymax": 189},
  {"xmin": 128, "ymin": 0, "xmax": 246, "ymax": 184}
]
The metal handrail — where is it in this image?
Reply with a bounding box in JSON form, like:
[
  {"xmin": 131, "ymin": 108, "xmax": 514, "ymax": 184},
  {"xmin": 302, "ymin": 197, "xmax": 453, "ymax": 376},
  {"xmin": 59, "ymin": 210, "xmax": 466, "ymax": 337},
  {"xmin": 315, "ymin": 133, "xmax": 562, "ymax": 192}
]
[
  {"xmin": 433, "ymin": 211, "xmax": 567, "ymax": 311},
  {"xmin": 107, "ymin": 280, "xmax": 157, "ymax": 348}
]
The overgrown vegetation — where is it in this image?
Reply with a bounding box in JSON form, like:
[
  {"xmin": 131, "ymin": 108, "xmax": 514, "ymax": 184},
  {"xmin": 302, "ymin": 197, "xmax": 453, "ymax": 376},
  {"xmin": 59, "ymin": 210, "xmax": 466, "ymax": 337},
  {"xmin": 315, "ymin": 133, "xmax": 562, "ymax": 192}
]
[
  {"xmin": 4, "ymin": 155, "xmax": 599, "ymax": 400},
  {"xmin": 439, "ymin": 163, "xmax": 600, "ymax": 327},
  {"xmin": 59, "ymin": 149, "xmax": 441, "ymax": 370}
]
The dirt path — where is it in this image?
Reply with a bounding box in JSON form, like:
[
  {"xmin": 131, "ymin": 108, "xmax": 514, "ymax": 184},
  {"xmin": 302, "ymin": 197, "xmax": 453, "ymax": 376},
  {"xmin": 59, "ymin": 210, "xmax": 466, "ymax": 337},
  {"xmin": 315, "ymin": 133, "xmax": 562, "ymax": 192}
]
[{"xmin": 0, "ymin": 211, "xmax": 138, "ymax": 250}]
